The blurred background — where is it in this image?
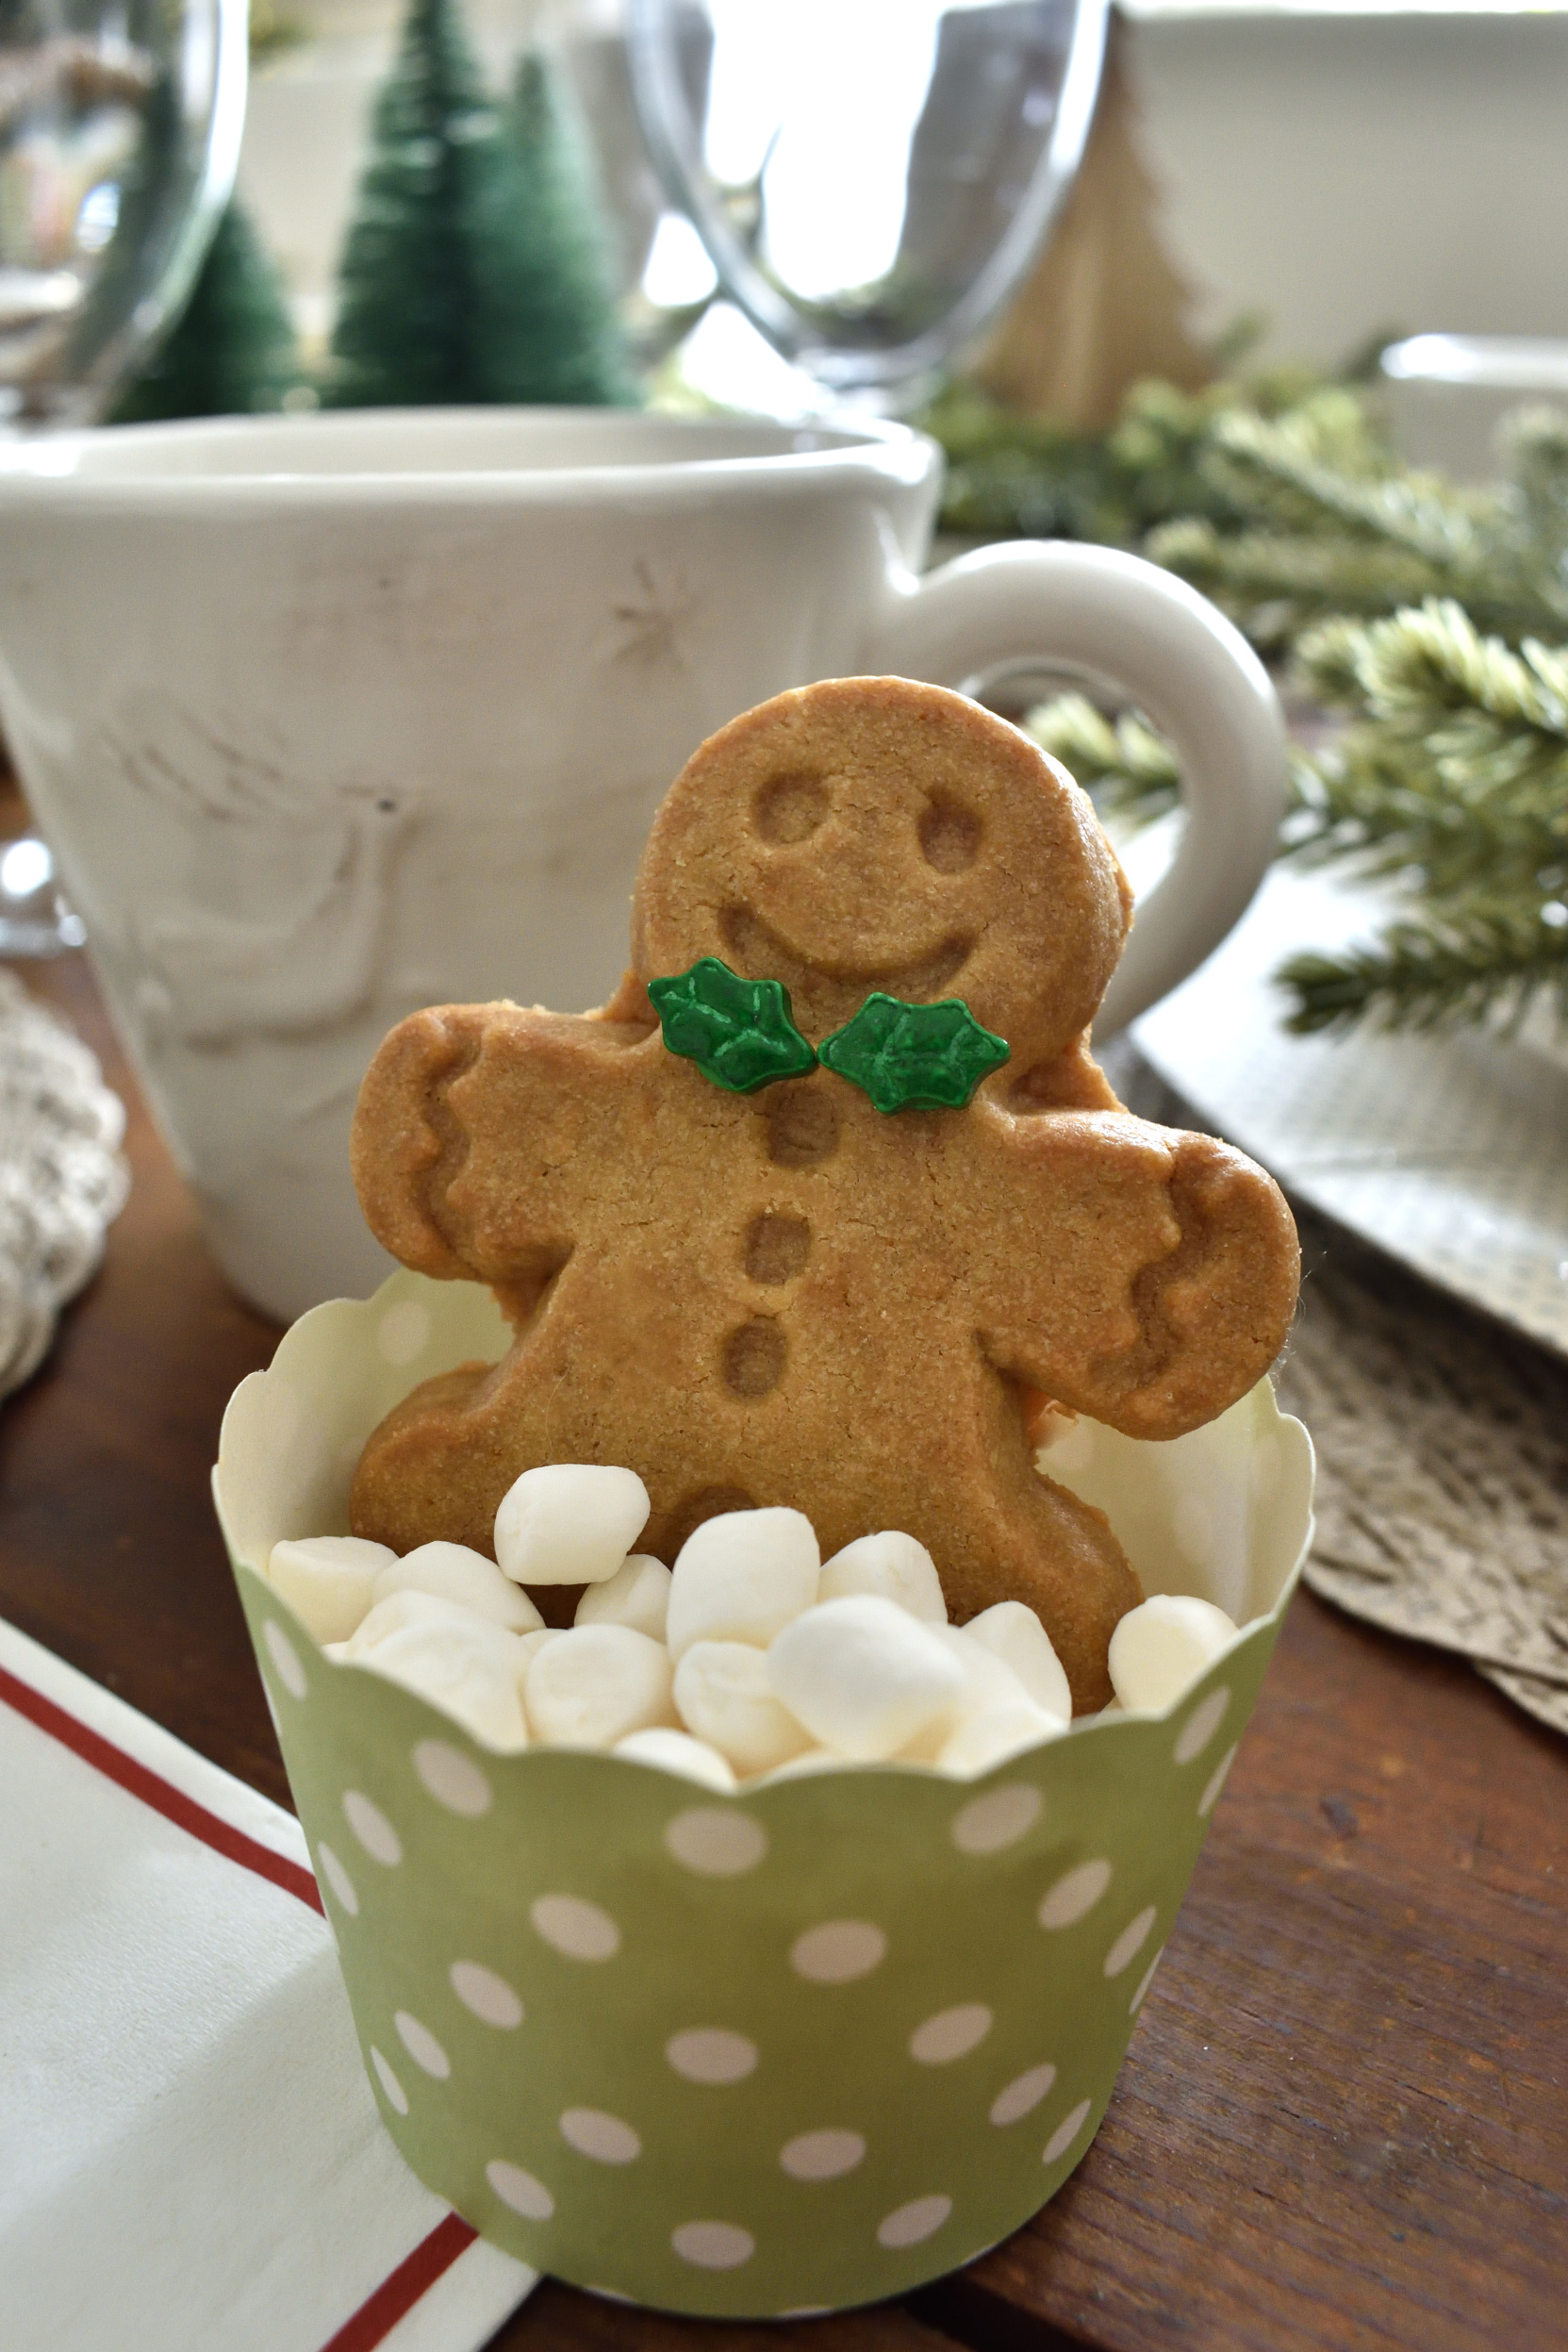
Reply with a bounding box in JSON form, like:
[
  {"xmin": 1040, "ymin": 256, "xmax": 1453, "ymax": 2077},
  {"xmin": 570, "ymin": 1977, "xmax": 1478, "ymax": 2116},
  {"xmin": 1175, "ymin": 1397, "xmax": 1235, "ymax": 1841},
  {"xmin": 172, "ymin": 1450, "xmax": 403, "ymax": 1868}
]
[{"xmin": 236, "ymin": 0, "xmax": 1568, "ymax": 408}]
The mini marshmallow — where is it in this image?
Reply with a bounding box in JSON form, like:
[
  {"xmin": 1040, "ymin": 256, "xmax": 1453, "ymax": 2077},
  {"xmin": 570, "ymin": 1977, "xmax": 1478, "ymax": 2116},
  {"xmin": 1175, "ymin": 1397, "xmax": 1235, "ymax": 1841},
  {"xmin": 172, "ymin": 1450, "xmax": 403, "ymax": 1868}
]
[
  {"xmin": 267, "ymin": 1535, "xmax": 394, "ymax": 1645},
  {"xmin": 510, "ymin": 1627, "xmax": 564, "ymax": 1721},
  {"xmin": 612, "ymin": 1726, "xmax": 737, "ymax": 1792},
  {"xmin": 673, "ymin": 1640, "xmax": 814, "ymax": 1777},
  {"xmin": 1109, "ymin": 1594, "xmax": 1239, "ymax": 1714},
  {"xmin": 899, "ymin": 1626, "xmax": 1035, "ymax": 1763},
  {"xmin": 493, "ymin": 1463, "xmax": 650, "ymax": 1587},
  {"xmin": 817, "ymin": 1530, "xmax": 947, "ymax": 1624},
  {"xmin": 964, "ymin": 1601, "xmax": 1073, "ymax": 1724},
  {"xmin": 524, "ymin": 1623, "xmax": 675, "ymax": 1748},
  {"xmin": 574, "ymin": 1553, "xmax": 671, "ymax": 1641},
  {"xmin": 767, "ymin": 1596, "xmax": 964, "ymax": 1762},
  {"xmin": 352, "ymin": 1618, "xmax": 527, "ymax": 1751},
  {"xmin": 935, "ymin": 1698, "xmax": 1061, "ymax": 1778},
  {"xmin": 336, "ymin": 1587, "xmax": 491, "ymax": 1659},
  {"xmin": 513, "ymin": 1627, "xmax": 564, "ymax": 1672},
  {"xmin": 666, "ymin": 1507, "xmax": 820, "ymax": 1662},
  {"xmin": 373, "ymin": 1541, "xmax": 543, "ymax": 1632},
  {"xmin": 760, "ymin": 1747, "xmax": 844, "ymax": 1780}
]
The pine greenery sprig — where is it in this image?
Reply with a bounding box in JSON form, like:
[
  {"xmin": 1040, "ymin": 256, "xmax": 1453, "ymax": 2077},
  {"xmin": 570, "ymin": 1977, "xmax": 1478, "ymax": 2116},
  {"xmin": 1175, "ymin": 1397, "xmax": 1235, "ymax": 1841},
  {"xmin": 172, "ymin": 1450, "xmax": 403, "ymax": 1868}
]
[
  {"xmin": 1024, "ymin": 692, "xmax": 1185, "ymax": 826},
  {"xmin": 923, "ymin": 372, "xmax": 1321, "ymax": 550},
  {"xmin": 1279, "ymin": 896, "xmax": 1568, "ymax": 1035},
  {"xmin": 1150, "ymin": 403, "xmax": 1568, "ymax": 651},
  {"xmin": 940, "ymin": 364, "xmax": 1568, "ymax": 1037},
  {"xmin": 928, "ymin": 379, "xmax": 1568, "ymax": 651},
  {"xmin": 1290, "ymin": 601, "xmax": 1568, "ymax": 899},
  {"xmin": 1028, "ymin": 599, "xmax": 1568, "ymax": 1037}
]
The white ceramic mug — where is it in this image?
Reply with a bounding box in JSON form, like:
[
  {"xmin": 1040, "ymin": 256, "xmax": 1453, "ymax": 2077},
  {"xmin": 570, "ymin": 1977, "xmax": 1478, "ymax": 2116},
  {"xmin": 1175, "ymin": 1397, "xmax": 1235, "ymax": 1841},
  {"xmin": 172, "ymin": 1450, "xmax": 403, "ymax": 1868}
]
[{"xmin": 0, "ymin": 407, "xmax": 1284, "ymax": 1320}]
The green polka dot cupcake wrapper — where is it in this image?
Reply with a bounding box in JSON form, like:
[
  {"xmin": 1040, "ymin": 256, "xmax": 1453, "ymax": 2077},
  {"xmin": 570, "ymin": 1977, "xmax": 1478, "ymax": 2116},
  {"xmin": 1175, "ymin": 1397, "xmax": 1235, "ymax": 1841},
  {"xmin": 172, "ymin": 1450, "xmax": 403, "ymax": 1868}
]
[{"xmin": 217, "ymin": 1271, "xmax": 1314, "ymax": 2319}]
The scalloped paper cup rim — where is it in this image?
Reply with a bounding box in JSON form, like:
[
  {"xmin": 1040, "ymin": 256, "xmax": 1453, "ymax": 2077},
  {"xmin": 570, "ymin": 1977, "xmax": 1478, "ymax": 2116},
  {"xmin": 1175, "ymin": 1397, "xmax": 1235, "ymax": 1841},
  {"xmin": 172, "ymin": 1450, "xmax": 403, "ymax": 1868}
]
[{"xmin": 215, "ymin": 1269, "xmax": 1313, "ymax": 2318}]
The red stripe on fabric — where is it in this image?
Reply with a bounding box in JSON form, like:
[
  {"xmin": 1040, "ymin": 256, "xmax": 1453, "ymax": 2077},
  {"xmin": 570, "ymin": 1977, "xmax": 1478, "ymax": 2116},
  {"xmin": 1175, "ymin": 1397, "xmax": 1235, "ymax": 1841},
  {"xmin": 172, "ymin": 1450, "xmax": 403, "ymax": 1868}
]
[
  {"xmin": 1, "ymin": 1652, "xmax": 487, "ymax": 2347},
  {"xmin": 0, "ymin": 1657, "xmax": 323, "ymax": 1914},
  {"xmin": 320, "ymin": 2213, "xmax": 480, "ymax": 2352}
]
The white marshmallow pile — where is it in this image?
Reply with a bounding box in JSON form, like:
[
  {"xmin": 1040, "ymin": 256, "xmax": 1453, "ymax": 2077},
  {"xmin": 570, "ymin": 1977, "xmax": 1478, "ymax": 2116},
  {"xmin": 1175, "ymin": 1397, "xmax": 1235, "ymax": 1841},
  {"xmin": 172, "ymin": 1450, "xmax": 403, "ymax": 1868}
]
[{"xmin": 265, "ymin": 1464, "xmax": 1239, "ymax": 1785}]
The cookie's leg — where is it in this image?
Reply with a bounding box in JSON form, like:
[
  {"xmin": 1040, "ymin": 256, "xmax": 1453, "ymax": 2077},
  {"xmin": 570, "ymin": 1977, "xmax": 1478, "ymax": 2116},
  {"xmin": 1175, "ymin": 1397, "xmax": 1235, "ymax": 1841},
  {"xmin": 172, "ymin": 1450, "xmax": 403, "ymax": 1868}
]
[
  {"xmin": 351, "ymin": 1363, "xmax": 509, "ymax": 1554},
  {"xmin": 936, "ymin": 1469, "xmax": 1138, "ymax": 1716},
  {"xmin": 351, "ymin": 1359, "xmax": 589, "ymax": 1623}
]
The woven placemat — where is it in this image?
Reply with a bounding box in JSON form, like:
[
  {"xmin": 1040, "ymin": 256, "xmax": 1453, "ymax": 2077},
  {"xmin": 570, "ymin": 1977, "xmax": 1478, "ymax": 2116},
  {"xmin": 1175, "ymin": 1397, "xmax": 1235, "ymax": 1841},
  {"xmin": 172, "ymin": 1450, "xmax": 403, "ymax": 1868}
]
[
  {"xmin": 1104, "ymin": 1037, "xmax": 1568, "ymax": 1740},
  {"xmin": 0, "ymin": 969, "xmax": 128, "ymax": 1399}
]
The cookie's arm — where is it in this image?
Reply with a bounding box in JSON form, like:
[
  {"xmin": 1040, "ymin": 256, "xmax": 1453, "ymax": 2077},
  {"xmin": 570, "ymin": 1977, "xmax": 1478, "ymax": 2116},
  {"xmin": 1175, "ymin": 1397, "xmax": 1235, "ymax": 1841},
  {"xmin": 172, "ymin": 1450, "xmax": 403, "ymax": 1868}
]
[
  {"xmin": 972, "ymin": 1111, "xmax": 1299, "ymax": 1439},
  {"xmin": 352, "ymin": 1002, "xmax": 652, "ymax": 1288}
]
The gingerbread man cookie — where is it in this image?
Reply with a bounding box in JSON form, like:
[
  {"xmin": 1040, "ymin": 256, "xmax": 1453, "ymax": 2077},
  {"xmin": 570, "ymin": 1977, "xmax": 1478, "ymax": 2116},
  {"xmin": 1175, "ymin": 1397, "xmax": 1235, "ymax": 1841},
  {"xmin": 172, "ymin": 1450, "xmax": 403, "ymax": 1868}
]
[{"xmin": 349, "ymin": 678, "xmax": 1298, "ymax": 1711}]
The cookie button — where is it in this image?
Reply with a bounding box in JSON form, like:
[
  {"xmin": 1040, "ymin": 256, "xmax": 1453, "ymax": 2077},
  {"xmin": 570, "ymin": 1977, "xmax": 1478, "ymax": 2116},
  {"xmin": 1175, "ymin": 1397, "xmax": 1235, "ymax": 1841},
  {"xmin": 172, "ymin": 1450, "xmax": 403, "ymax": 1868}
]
[
  {"xmin": 743, "ymin": 1210, "xmax": 811, "ymax": 1284},
  {"xmin": 723, "ymin": 1317, "xmax": 786, "ymax": 1399}
]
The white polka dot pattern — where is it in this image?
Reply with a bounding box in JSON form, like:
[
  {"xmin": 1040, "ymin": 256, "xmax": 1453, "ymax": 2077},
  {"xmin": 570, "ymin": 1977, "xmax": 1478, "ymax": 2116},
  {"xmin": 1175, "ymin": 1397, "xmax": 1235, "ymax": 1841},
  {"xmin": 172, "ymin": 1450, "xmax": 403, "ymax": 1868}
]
[
  {"xmin": 990, "ymin": 2063, "xmax": 1056, "ymax": 2126},
  {"xmin": 316, "ymin": 1842, "xmax": 358, "ymax": 1916},
  {"xmin": 950, "ymin": 1783, "xmax": 1041, "ymax": 1855},
  {"xmin": 371, "ymin": 2046, "xmax": 407, "ymax": 2115},
  {"xmin": 663, "ymin": 1808, "xmax": 767, "ymax": 1876},
  {"xmin": 1103, "ymin": 1905, "xmax": 1157, "ymax": 1979},
  {"xmin": 450, "ymin": 1960, "xmax": 522, "ymax": 2028},
  {"xmin": 233, "ymin": 1246, "xmax": 1303, "ymax": 2319},
  {"xmin": 1175, "ymin": 1685, "xmax": 1230, "ymax": 1765},
  {"xmin": 877, "ymin": 2195, "xmax": 952, "ymax": 2249},
  {"xmin": 414, "ymin": 1739, "xmax": 492, "ymax": 1817},
  {"xmin": 559, "ymin": 2108, "xmax": 641, "ymax": 2163},
  {"xmin": 667, "ymin": 2028, "xmax": 757, "ymax": 2084},
  {"xmin": 531, "ymin": 1894, "xmax": 619, "ymax": 1962},
  {"xmin": 1043, "ymin": 2097, "xmax": 1093, "ymax": 2165},
  {"xmin": 487, "ymin": 2160, "xmax": 554, "ymax": 2221},
  {"xmin": 909, "ymin": 2004, "xmax": 992, "ymax": 2064},
  {"xmin": 672, "ymin": 2221, "xmax": 754, "ymax": 2269},
  {"xmin": 1037, "ymin": 1857, "xmax": 1111, "ymax": 1929},
  {"xmin": 789, "ymin": 1920, "xmax": 886, "ymax": 1983},
  {"xmin": 780, "ymin": 2129, "xmax": 866, "ymax": 2180},
  {"xmin": 1130, "ymin": 1948, "xmax": 1164, "ymax": 2014},
  {"xmin": 395, "ymin": 2010, "xmax": 450, "ymax": 2079},
  {"xmin": 262, "ymin": 1619, "xmax": 306, "ymax": 1700},
  {"xmin": 1198, "ymin": 1743, "xmax": 1239, "ymax": 1817},
  {"xmin": 342, "ymin": 1789, "xmax": 401, "ymax": 1866}
]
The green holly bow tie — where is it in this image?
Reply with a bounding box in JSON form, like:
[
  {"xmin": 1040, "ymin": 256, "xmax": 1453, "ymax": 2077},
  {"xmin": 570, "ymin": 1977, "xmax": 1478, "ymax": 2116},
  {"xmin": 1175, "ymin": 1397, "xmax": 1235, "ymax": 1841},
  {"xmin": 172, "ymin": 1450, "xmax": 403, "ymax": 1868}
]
[{"xmin": 647, "ymin": 957, "xmax": 1009, "ymax": 1115}]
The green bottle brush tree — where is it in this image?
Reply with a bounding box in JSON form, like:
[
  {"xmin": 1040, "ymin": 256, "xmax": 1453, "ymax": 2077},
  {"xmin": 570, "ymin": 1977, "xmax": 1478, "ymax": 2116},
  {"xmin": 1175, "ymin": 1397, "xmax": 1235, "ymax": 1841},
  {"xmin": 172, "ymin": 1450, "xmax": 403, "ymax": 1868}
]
[{"xmin": 324, "ymin": 0, "xmax": 632, "ymax": 408}]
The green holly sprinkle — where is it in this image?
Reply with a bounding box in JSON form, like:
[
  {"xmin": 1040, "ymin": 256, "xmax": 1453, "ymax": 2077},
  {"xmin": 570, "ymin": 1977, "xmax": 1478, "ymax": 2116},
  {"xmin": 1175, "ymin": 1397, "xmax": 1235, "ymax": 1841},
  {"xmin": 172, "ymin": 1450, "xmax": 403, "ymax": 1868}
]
[
  {"xmin": 817, "ymin": 991, "xmax": 1010, "ymax": 1113},
  {"xmin": 648, "ymin": 957, "xmax": 817, "ymax": 1093}
]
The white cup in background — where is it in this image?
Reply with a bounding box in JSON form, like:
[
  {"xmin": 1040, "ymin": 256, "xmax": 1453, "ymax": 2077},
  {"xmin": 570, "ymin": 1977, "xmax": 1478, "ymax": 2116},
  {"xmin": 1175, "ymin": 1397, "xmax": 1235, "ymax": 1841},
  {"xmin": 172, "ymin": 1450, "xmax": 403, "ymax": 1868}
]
[{"xmin": 0, "ymin": 407, "xmax": 1284, "ymax": 1318}]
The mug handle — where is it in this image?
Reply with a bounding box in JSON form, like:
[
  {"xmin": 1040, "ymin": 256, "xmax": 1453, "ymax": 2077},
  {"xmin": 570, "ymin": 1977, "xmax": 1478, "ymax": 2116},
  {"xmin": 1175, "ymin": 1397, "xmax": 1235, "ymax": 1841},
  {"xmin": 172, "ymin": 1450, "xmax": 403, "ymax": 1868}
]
[{"xmin": 866, "ymin": 539, "xmax": 1287, "ymax": 1037}]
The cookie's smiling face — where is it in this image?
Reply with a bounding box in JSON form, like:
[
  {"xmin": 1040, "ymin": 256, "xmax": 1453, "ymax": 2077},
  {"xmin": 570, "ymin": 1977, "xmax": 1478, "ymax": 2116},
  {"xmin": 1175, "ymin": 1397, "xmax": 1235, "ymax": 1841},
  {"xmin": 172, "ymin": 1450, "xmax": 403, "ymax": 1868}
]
[{"xmin": 632, "ymin": 676, "xmax": 1133, "ymax": 1068}]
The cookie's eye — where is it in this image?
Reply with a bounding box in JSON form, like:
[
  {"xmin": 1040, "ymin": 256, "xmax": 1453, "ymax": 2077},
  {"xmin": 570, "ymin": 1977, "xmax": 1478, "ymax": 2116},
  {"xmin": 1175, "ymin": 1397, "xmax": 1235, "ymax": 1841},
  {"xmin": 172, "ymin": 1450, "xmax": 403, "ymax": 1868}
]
[
  {"xmin": 918, "ymin": 796, "xmax": 982, "ymax": 874},
  {"xmin": 754, "ymin": 771, "xmax": 829, "ymax": 845}
]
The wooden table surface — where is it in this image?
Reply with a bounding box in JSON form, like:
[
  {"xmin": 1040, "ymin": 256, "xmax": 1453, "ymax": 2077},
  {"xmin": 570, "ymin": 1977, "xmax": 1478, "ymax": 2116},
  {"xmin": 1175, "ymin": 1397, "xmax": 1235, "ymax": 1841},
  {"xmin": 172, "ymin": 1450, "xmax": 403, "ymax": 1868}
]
[{"xmin": 2, "ymin": 943, "xmax": 1562, "ymax": 2352}]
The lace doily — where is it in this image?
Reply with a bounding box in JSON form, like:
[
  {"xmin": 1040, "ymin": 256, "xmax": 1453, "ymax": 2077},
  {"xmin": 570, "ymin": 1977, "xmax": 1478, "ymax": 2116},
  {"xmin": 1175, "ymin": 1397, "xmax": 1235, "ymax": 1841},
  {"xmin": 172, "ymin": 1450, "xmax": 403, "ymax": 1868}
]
[
  {"xmin": 1278, "ymin": 1235, "xmax": 1568, "ymax": 1739},
  {"xmin": 0, "ymin": 970, "xmax": 128, "ymax": 1399}
]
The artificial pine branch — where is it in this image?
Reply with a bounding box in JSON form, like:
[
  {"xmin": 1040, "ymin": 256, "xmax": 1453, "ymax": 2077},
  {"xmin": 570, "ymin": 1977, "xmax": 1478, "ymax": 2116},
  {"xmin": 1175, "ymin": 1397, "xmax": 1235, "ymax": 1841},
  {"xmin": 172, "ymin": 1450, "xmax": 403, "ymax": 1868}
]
[
  {"xmin": 1288, "ymin": 601, "xmax": 1568, "ymax": 898},
  {"xmin": 1027, "ymin": 596, "xmax": 1568, "ymax": 1035},
  {"xmin": 1279, "ymin": 897, "xmax": 1568, "ymax": 1036},
  {"xmin": 1023, "ymin": 692, "xmax": 1182, "ymax": 826},
  {"xmin": 930, "ymin": 378, "xmax": 1568, "ymax": 652},
  {"xmin": 1152, "ymin": 405, "xmax": 1568, "ymax": 651},
  {"xmin": 948, "ymin": 364, "xmax": 1568, "ymax": 1037}
]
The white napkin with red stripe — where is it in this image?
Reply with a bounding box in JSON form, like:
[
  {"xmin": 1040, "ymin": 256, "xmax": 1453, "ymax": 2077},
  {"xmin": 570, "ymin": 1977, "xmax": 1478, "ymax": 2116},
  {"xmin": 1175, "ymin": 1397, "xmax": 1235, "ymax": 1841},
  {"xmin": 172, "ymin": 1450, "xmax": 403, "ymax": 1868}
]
[{"xmin": 0, "ymin": 1619, "xmax": 536, "ymax": 2352}]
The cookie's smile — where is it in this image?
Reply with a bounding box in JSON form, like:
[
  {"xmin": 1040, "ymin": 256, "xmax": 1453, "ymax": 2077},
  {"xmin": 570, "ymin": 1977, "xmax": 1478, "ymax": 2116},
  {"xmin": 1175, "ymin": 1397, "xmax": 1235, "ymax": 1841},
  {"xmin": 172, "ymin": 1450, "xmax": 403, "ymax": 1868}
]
[{"xmin": 718, "ymin": 904, "xmax": 974, "ymax": 1034}]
